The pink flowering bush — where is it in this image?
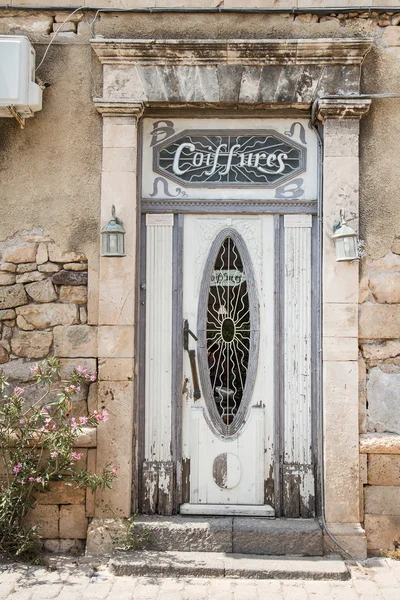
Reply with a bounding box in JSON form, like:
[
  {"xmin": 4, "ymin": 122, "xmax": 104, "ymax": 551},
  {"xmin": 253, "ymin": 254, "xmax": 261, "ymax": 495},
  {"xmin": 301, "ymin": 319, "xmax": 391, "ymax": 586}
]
[{"xmin": 0, "ymin": 357, "xmax": 116, "ymax": 558}]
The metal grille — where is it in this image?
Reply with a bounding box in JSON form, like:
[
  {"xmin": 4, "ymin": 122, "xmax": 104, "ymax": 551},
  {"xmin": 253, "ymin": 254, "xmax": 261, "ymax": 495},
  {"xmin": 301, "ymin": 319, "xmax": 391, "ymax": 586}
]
[{"xmin": 206, "ymin": 237, "xmax": 250, "ymax": 426}]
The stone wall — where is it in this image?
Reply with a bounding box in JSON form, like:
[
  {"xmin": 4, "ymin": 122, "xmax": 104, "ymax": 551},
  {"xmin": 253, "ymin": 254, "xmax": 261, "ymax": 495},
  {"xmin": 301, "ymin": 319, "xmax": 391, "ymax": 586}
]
[
  {"xmin": 359, "ymin": 246, "xmax": 400, "ymax": 553},
  {"xmin": 0, "ymin": 234, "xmax": 97, "ymax": 545}
]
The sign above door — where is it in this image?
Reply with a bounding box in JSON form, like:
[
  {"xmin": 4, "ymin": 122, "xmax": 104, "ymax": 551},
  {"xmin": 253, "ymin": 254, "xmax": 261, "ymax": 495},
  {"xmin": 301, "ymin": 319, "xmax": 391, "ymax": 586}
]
[
  {"xmin": 153, "ymin": 130, "xmax": 306, "ymax": 188},
  {"xmin": 141, "ymin": 118, "xmax": 318, "ymax": 203}
]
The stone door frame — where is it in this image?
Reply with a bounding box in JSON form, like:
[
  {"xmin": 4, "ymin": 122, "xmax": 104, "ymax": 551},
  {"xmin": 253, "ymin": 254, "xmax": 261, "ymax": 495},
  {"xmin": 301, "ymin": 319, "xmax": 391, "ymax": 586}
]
[{"xmin": 91, "ymin": 37, "xmax": 371, "ymax": 557}]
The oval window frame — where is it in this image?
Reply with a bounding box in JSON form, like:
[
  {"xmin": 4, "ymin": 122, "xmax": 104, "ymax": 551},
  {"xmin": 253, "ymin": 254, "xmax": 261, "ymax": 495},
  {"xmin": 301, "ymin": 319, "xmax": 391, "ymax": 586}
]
[{"xmin": 197, "ymin": 228, "xmax": 260, "ymax": 438}]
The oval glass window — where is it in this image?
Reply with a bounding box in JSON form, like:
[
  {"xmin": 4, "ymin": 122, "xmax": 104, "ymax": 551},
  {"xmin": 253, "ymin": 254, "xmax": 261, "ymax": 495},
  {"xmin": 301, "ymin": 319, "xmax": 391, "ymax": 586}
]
[{"xmin": 197, "ymin": 229, "xmax": 259, "ymax": 438}]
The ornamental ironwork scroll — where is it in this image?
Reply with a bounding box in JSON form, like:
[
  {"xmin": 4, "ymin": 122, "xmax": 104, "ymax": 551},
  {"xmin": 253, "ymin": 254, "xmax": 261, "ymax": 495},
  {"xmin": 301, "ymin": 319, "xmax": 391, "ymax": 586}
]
[
  {"xmin": 197, "ymin": 228, "xmax": 260, "ymax": 438},
  {"xmin": 153, "ymin": 129, "xmax": 306, "ymax": 189}
]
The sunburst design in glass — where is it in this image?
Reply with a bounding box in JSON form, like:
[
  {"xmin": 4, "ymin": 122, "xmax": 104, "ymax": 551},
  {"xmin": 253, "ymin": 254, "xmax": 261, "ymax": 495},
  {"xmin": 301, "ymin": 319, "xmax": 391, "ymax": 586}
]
[{"xmin": 206, "ymin": 237, "xmax": 250, "ymax": 427}]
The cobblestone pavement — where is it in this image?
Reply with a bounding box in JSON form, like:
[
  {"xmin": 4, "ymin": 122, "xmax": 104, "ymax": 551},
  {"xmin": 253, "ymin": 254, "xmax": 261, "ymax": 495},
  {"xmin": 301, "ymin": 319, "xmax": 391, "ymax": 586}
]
[{"xmin": 1, "ymin": 558, "xmax": 400, "ymax": 600}]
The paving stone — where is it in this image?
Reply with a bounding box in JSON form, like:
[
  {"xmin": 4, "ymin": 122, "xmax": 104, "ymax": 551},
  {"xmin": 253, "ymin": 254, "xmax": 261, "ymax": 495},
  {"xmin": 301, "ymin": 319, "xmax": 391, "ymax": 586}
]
[
  {"xmin": 31, "ymin": 584, "xmax": 62, "ymax": 599},
  {"xmin": 133, "ymin": 583, "xmax": 160, "ymax": 599}
]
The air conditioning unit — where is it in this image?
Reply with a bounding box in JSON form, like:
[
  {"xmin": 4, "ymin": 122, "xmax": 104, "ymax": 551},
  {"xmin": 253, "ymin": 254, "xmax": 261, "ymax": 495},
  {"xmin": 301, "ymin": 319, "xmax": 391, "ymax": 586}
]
[{"xmin": 0, "ymin": 35, "xmax": 42, "ymax": 120}]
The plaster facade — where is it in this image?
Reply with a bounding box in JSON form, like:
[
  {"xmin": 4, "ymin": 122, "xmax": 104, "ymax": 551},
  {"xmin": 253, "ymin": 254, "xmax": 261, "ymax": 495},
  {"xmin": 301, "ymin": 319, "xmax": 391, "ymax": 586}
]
[{"xmin": 1, "ymin": 6, "xmax": 400, "ymax": 558}]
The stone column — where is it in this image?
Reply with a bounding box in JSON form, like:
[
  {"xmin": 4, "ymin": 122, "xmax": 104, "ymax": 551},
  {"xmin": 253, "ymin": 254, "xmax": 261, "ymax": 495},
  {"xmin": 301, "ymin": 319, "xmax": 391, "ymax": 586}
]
[
  {"xmin": 93, "ymin": 100, "xmax": 144, "ymax": 517},
  {"xmin": 317, "ymin": 99, "xmax": 371, "ymax": 558}
]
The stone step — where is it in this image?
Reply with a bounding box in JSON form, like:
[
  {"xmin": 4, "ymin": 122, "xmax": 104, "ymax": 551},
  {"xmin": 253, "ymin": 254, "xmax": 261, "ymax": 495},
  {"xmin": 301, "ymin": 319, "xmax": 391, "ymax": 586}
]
[
  {"xmin": 133, "ymin": 516, "xmax": 324, "ymax": 556},
  {"xmin": 110, "ymin": 551, "xmax": 349, "ymax": 581}
]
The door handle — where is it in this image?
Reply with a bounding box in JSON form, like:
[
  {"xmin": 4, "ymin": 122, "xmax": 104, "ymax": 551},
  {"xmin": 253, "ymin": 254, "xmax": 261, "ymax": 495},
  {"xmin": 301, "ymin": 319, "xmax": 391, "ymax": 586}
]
[{"xmin": 183, "ymin": 320, "xmax": 201, "ymax": 400}]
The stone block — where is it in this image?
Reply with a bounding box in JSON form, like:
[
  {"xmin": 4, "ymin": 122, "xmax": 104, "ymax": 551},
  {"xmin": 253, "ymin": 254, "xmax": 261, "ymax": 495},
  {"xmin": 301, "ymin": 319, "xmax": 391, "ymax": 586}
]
[
  {"xmin": 54, "ymin": 325, "xmax": 97, "ymax": 358},
  {"xmin": 98, "ymin": 326, "xmax": 134, "ymax": 358},
  {"xmin": 59, "ymin": 505, "xmax": 88, "ymax": 539},
  {"xmin": 16, "ymin": 263, "xmax": 37, "ymax": 274},
  {"xmin": 52, "ymin": 21, "xmax": 76, "ymax": 33},
  {"xmin": 0, "ymin": 346, "xmax": 8, "ymax": 363},
  {"xmin": 0, "ymin": 358, "xmax": 36, "ymax": 382},
  {"xmin": 25, "ymin": 279, "xmax": 58, "ymax": 303},
  {"xmin": 59, "ymin": 286, "xmax": 87, "ymax": 305},
  {"xmin": 362, "ymin": 340, "xmax": 400, "ymax": 362},
  {"xmin": 25, "ymin": 505, "xmax": 59, "ymax": 539},
  {"xmin": 0, "ymin": 284, "xmax": 28, "ymax": 310},
  {"xmin": 87, "ymin": 382, "xmax": 98, "ymax": 413},
  {"xmin": 11, "ymin": 330, "xmax": 52, "ymax": 359},
  {"xmin": 38, "ymin": 262, "xmax": 61, "ymax": 273},
  {"xmin": 96, "ymin": 381, "xmax": 134, "ymax": 517},
  {"xmin": 323, "ymin": 523, "xmax": 367, "ymax": 560},
  {"xmin": 135, "ymin": 515, "xmax": 233, "ymax": 553},
  {"xmin": 232, "ymin": 518, "xmax": 323, "ymax": 556},
  {"xmin": 16, "ymin": 304, "xmax": 78, "ymax": 329},
  {"xmin": 36, "ymin": 243, "xmax": 48, "ymax": 265},
  {"xmin": 365, "ymin": 486, "xmax": 400, "ymax": 516},
  {"xmin": 0, "ymin": 263, "xmax": 16, "ymax": 273},
  {"xmin": 365, "ymin": 514, "xmax": 400, "ymax": 551},
  {"xmin": 43, "ymin": 538, "xmax": 85, "ymax": 555},
  {"xmin": 48, "ymin": 245, "xmax": 86, "ymax": 264},
  {"xmin": 360, "ymin": 433, "xmax": 400, "ymax": 454},
  {"xmin": 63, "ymin": 262, "xmax": 88, "ymax": 271},
  {"xmin": 98, "ymin": 358, "xmax": 134, "ymax": 381},
  {"xmin": 16, "ymin": 315, "xmax": 34, "ymax": 331},
  {"xmin": 3, "ymin": 244, "xmax": 37, "ymax": 264},
  {"xmin": 359, "ymin": 304, "xmax": 400, "ymax": 339},
  {"xmin": 367, "ymin": 367, "xmax": 400, "ymax": 434},
  {"xmin": 36, "ymin": 481, "xmax": 85, "ymax": 505},
  {"xmin": 369, "ymin": 271, "xmax": 400, "ymax": 303},
  {"xmin": 0, "ymin": 272, "xmax": 16, "ymax": 285},
  {"xmin": 368, "ymin": 455, "xmax": 400, "ymax": 486},
  {"xmin": 52, "ymin": 270, "xmax": 88, "ymax": 286},
  {"xmin": 0, "ymin": 309, "xmax": 15, "ymax": 320},
  {"xmin": 323, "ymin": 337, "xmax": 358, "ymax": 361},
  {"xmin": 383, "ymin": 26, "xmax": 400, "ymax": 46},
  {"xmin": 323, "ymin": 303, "xmax": 358, "ymax": 337},
  {"xmin": 359, "ymin": 355, "xmax": 367, "ymax": 434},
  {"xmin": 16, "ymin": 271, "xmax": 46, "ymax": 284},
  {"xmin": 80, "ymin": 307, "xmax": 88, "ymax": 324},
  {"xmin": 58, "ymin": 358, "xmax": 97, "ymax": 379},
  {"xmin": 86, "ymin": 517, "xmax": 127, "ymax": 555}
]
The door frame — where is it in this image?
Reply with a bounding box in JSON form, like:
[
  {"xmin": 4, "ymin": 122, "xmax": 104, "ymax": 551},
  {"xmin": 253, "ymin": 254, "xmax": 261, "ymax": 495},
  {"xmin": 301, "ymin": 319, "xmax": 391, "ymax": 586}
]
[{"xmin": 136, "ymin": 113, "xmax": 320, "ymax": 517}]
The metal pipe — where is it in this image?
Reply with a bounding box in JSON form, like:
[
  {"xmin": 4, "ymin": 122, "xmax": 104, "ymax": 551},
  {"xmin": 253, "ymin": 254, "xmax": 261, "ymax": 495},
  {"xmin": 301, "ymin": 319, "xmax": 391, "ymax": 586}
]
[{"xmin": 2, "ymin": 5, "xmax": 400, "ymax": 14}]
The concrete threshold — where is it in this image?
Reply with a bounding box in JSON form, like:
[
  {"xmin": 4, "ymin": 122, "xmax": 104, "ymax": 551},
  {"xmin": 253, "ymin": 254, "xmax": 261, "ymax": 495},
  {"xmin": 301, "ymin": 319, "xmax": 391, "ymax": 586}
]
[{"xmin": 110, "ymin": 551, "xmax": 349, "ymax": 581}]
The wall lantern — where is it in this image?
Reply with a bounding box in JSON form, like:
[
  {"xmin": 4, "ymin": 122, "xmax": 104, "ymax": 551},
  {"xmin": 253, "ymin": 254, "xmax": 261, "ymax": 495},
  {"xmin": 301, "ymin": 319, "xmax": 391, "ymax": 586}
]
[
  {"xmin": 101, "ymin": 205, "xmax": 126, "ymax": 257},
  {"xmin": 332, "ymin": 209, "xmax": 359, "ymax": 262}
]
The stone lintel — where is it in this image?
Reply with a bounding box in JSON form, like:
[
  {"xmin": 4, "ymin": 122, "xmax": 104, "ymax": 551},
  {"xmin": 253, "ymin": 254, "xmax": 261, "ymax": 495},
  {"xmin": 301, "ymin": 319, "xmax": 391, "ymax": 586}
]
[
  {"xmin": 91, "ymin": 38, "xmax": 372, "ymax": 67},
  {"xmin": 360, "ymin": 432, "xmax": 400, "ymax": 455},
  {"xmin": 94, "ymin": 99, "xmax": 144, "ymax": 118},
  {"xmin": 317, "ymin": 98, "xmax": 371, "ymax": 121}
]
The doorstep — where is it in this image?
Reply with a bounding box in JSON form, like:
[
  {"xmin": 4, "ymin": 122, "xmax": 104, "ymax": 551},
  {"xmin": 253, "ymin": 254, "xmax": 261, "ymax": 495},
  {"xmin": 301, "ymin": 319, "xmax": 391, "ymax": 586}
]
[{"xmin": 109, "ymin": 551, "xmax": 349, "ymax": 580}]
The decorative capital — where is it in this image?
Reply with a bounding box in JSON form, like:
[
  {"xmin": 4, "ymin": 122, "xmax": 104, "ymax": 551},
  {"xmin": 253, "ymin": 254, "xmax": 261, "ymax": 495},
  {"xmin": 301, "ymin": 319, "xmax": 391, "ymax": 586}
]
[
  {"xmin": 93, "ymin": 99, "xmax": 145, "ymax": 119},
  {"xmin": 316, "ymin": 98, "xmax": 371, "ymax": 122}
]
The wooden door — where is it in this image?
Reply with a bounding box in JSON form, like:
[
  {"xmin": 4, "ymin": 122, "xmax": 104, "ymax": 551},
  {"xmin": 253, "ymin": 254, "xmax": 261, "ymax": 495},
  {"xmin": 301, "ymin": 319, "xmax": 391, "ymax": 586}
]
[{"xmin": 181, "ymin": 214, "xmax": 275, "ymax": 516}]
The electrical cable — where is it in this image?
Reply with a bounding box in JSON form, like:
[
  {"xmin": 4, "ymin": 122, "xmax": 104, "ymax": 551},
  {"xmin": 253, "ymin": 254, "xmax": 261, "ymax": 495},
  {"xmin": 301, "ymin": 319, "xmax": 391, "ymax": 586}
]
[{"xmin": 35, "ymin": 6, "xmax": 85, "ymax": 72}]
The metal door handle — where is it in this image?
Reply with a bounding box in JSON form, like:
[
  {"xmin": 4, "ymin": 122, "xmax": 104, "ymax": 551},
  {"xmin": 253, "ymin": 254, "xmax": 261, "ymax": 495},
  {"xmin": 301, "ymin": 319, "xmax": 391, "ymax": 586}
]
[
  {"xmin": 183, "ymin": 320, "xmax": 201, "ymax": 400},
  {"xmin": 183, "ymin": 319, "xmax": 198, "ymax": 351}
]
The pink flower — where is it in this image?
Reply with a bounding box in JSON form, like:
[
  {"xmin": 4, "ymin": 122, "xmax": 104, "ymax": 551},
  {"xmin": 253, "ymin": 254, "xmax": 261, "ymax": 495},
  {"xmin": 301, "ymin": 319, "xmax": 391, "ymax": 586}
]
[
  {"xmin": 13, "ymin": 463, "xmax": 23, "ymax": 474},
  {"xmin": 111, "ymin": 468, "xmax": 117, "ymax": 475},
  {"xmin": 71, "ymin": 452, "xmax": 83, "ymax": 461},
  {"xmin": 29, "ymin": 365, "xmax": 39, "ymax": 373},
  {"xmin": 32, "ymin": 525, "xmax": 37, "ymax": 531},
  {"xmin": 21, "ymin": 480, "xmax": 26, "ymax": 485},
  {"xmin": 20, "ymin": 419, "xmax": 25, "ymax": 425},
  {"xmin": 90, "ymin": 374, "xmax": 96, "ymax": 382},
  {"xmin": 79, "ymin": 416, "xmax": 88, "ymax": 424},
  {"xmin": 50, "ymin": 451, "xmax": 58, "ymax": 458},
  {"xmin": 36, "ymin": 477, "xmax": 42, "ymax": 483},
  {"xmin": 71, "ymin": 418, "xmax": 78, "ymax": 430},
  {"xmin": 13, "ymin": 387, "xmax": 24, "ymax": 396},
  {"xmin": 101, "ymin": 409, "xmax": 109, "ymax": 422},
  {"xmin": 28, "ymin": 477, "xmax": 35, "ymax": 482}
]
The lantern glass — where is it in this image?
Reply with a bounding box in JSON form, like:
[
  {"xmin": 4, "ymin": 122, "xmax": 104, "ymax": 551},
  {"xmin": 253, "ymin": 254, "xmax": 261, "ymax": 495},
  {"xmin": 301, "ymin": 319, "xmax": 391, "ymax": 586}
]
[
  {"xmin": 332, "ymin": 211, "xmax": 359, "ymax": 262},
  {"xmin": 101, "ymin": 206, "xmax": 126, "ymax": 257}
]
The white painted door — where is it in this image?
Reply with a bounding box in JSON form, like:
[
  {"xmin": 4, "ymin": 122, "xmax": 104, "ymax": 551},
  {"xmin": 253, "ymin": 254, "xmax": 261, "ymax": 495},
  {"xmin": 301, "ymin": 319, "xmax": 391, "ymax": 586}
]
[{"xmin": 181, "ymin": 214, "xmax": 275, "ymax": 515}]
